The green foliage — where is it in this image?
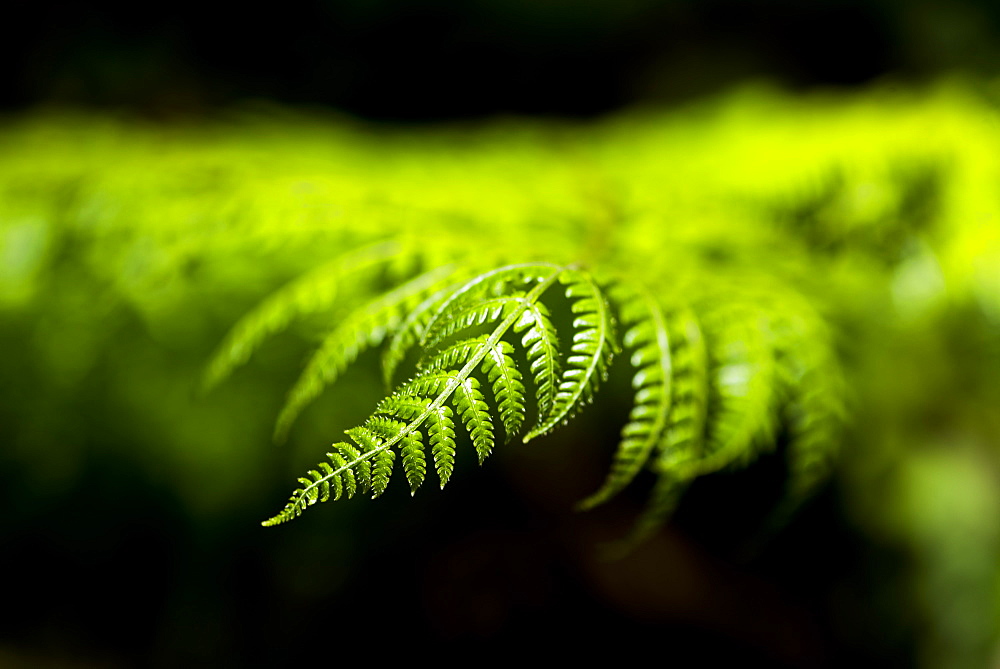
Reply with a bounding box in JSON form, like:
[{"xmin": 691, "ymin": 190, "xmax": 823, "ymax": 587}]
[
  {"xmin": 213, "ymin": 239, "xmax": 846, "ymax": 530},
  {"xmin": 167, "ymin": 81, "xmax": 996, "ymax": 556},
  {"xmin": 5, "ymin": 78, "xmax": 1000, "ymax": 667}
]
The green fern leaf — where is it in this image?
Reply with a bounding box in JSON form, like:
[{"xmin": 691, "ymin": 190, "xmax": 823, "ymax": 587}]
[
  {"xmin": 785, "ymin": 382, "xmax": 843, "ymax": 498},
  {"xmin": 257, "ymin": 256, "xmax": 843, "ymax": 539},
  {"xmin": 420, "ymin": 263, "xmax": 561, "ymax": 346},
  {"xmin": 302, "ymin": 474, "xmax": 321, "ymax": 504},
  {"xmin": 773, "ymin": 309, "xmax": 846, "ymax": 500},
  {"xmin": 420, "ymin": 335, "xmax": 490, "ymax": 372},
  {"xmin": 426, "ymin": 405, "xmax": 457, "ymax": 488},
  {"xmin": 375, "ymin": 393, "xmax": 430, "ymax": 420},
  {"xmin": 579, "ymin": 287, "xmax": 672, "ymax": 509},
  {"xmin": 399, "ymin": 429, "xmax": 426, "ymax": 495},
  {"xmin": 273, "ymin": 265, "xmax": 457, "ymax": 440},
  {"xmin": 321, "ymin": 455, "xmax": 356, "ymax": 500},
  {"xmin": 512, "ymin": 300, "xmax": 561, "ymax": 421},
  {"xmin": 203, "ymin": 240, "xmax": 402, "ymax": 391},
  {"xmin": 596, "ymin": 306, "xmax": 711, "ymax": 537},
  {"xmin": 263, "ymin": 263, "xmax": 564, "ymax": 523},
  {"xmin": 422, "ymin": 296, "xmax": 522, "ymax": 349},
  {"xmin": 262, "ymin": 442, "xmax": 374, "ymax": 526},
  {"xmin": 655, "ymin": 306, "xmax": 710, "ymax": 474},
  {"xmin": 525, "ymin": 269, "xmax": 616, "ymax": 441},
  {"xmin": 452, "ymin": 375, "xmax": 495, "ymax": 464},
  {"xmin": 418, "ymin": 335, "xmax": 525, "ymax": 440},
  {"xmin": 695, "ymin": 306, "xmax": 779, "ymax": 475},
  {"xmin": 397, "ymin": 368, "xmax": 497, "ymax": 464},
  {"xmin": 396, "ymin": 372, "xmax": 451, "ymax": 399},
  {"xmin": 333, "ymin": 442, "xmax": 370, "ymax": 494},
  {"xmin": 480, "ymin": 339, "xmax": 526, "ymax": 439},
  {"xmin": 315, "ymin": 464, "xmax": 333, "ymax": 503},
  {"xmin": 381, "ymin": 278, "xmax": 471, "ymax": 386},
  {"xmin": 371, "ymin": 448, "xmax": 396, "ymax": 499}
]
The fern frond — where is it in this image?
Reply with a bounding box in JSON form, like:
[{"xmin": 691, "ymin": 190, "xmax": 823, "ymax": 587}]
[
  {"xmin": 614, "ymin": 306, "xmax": 710, "ymax": 538},
  {"xmin": 273, "ymin": 265, "xmax": 458, "ymax": 440},
  {"xmin": 695, "ymin": 305, "xmax": 780, "ymax": 474},
  {"xmin": 257, "ymin": 256, "xmax": 845, "ymax": 539},
  {"xmin": 375, "ymin": 393, "xmax": 430, "ymax": 420},
  {"xmin": 263, "ymin": 263, "xmax": 564, "ymax": 525},
  {"xmin": 481, "ymin": 339, "xmax": 526, "ymax": 440},
  {"xmin": 656, "ymin": 306, "xmax": 710, "ymax": 473},
  {"xmin": 420, "ymin": 335, "xmax": 490, "ymax": 372},
  {"xmin": 420, "ymin": 263, "xmax": 561, "ymax": 345},
  {"xmin": 363, "ymin": 416, "xmax": 409, "ymax": 442},
  {"xmin": 333, "ymin": 440, "xmax": 372, "ymax": 494},
  {"xmin": 772, "ymin": 308, "xmax": 846, "ymax": 500},
  {"xmin": 525, "ymin": 269, "xmax": 616, "ymax": 441},
  {"xmin": 419, "ymin": 335, "xmax": 525, "ymax": 440},
  {"xmin": 203, "ymin": 240, "xmax": 402, "ymax": 391},
  {"xmin": 422, "ymin": 295, "xmax": 523, "ymax": 349},
  {"xmin": 261, "ymin": 441, "xmax": 371, "ymax": 526},
  {"xmin": 381, "ymin": 277, "xmax": 471, "ymax": 386},
  {"xmin": 322, "ymin": 453, "xmax": 356, "ymax": 500},
  {"xmin": 417, "ymin": 264, "xmax": 565, "ymax": 426},
  {"xmin": 579, "ymin": 286, "xmax": 672, "ymax": 509}
]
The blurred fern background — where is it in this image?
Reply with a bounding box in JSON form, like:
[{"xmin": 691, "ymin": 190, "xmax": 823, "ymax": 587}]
[{"xmin": 3, "ymin": 1, "xmax": 1000, "ymax": 667}]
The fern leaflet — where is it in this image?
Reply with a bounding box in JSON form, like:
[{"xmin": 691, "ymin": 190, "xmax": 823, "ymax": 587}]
[
  {"xmin": 579, "ymin": 285, "xmax": 672, "ymax": 509},
  {"xmin": 695, "ymin": 304, "xmax": 780, "ymax": 474},
  {"xmin": 481, "ymin": 339, "xmax": 526, "ymax": 440},
  {"xmin": 203, "ymin": 240, "xmax": 402, "ymax": 391},
  {"xmin": 381, "ymin": 277, "xmax": 472, "ymax": 386},
  {"xmin": 273, "ymin": 264, "xmax": 458, "ymax": 440},
  {"xmin": 426, "ymin": 405, "xmax": 457, "ymax": 488},
  {"xmin": 525, "ymin": 269, "xmax": 617, "ymax": 441}
]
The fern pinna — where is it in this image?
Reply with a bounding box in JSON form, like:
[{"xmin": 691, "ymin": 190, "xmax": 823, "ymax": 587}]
[{"xmin": 207, "ymin": 251, "xmax": 844, "ymax": 534}]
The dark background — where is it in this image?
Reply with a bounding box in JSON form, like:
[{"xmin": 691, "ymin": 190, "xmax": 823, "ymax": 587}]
[
  {"xmin": 4, "ymin": 0, "xmax": 1000, "ymax": 121},
  {"xmin": 3, "ymin": 1, "xmax": 999, "ymax": 667}
]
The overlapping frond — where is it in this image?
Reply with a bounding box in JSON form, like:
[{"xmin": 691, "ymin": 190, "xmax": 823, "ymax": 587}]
[
  {"xmin": 627, "ymin": 307, "xmax": 711, "ymax": 542},
  {"xmin": 695, "ymin": 302, "xmax": 781, "ymax": 474},
  {"xmin": 273, "ymin": 265, "xmax": 459, "ymax": 440},
  {"xmin": 656, "ymin": 306, "xmax": 710, "ymax": 474},
  {"xmin": 381, "ymin": 278, "xmax": 471, "ymax": 386},
  {"xmin": 579, "ymin": 285, "xmax": 672, "ymax": 509},
  {"xmin": 771, "ymin": 302, "xmax": 847, "ymax": 501},
  {"xmin": 203, "ymin": 240, "xmax": 403, "ymax": 391},
  {"xmin": 525, "ymin": 269, "xmax": 617, "ymax": 441}
]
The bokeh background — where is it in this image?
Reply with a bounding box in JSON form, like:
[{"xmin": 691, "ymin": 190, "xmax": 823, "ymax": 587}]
[{"xmin": 3, "ymin": 1, "xmax": 1000, "ymax": 667}]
